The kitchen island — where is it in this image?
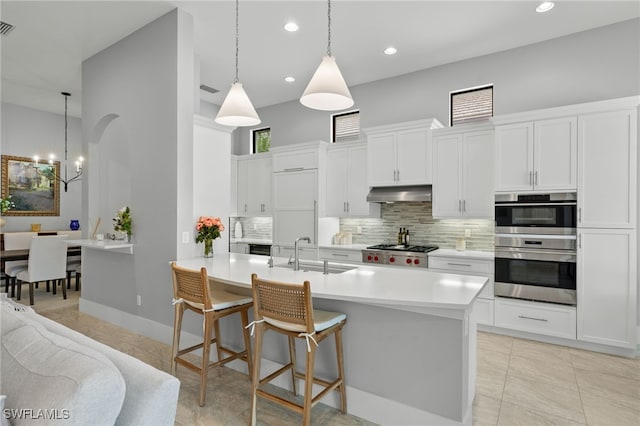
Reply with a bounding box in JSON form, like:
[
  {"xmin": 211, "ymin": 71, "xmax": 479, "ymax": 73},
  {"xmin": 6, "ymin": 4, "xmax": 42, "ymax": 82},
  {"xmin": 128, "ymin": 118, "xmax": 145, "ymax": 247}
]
[{"xmin": 175, "ymin": 253, "xmax": 488, "ymax": 425}]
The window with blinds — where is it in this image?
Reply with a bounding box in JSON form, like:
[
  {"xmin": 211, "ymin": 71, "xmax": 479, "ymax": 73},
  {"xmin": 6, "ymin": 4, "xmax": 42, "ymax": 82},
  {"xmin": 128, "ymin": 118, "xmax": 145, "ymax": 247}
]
[
  {"xmin": 450, "ymin": 85, "xmax": 493, "ymax": 126},
  {"xmin": 332, "ymin": 110, "xmax": 360, "ymax": 143}
]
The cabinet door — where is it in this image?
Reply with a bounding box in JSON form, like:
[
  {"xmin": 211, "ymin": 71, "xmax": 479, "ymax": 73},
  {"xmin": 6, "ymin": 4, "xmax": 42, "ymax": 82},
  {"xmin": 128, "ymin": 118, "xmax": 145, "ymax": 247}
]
[
  {"xmin": 230, "ymin": 158, "xmax": 238, "ymax": 216},
  {"xmin": 577, "ymin": 229, "xmax": 636, "ymax": 348},
  {"xmin": 367, "ymin": 133, "xmax": 397, "ymax": 186},
  {"xmin": 396, "ymin": 128, "xmax": 431, "ymax": 185},
  {"xmin": 273, "ymin": 170, "xmax": 318, "ymax": 245},
  {"xmin": 236, "ymin": 159, "xmax": 249, "ymax": 215},
  {"xmin": 495, "ymin": 123, "xmax": 534, "ymax": 192},
  {"xmin": 326, "ymin": 148, "xmax": 348, "ymax": 216},
  {"xmin": 432, "ymin": 134, "xmax": 462, "ymax": 218},
  {"xmin": 462, "ymin": 131, "xmax": 494, "ymax": 218},
  {"xmin": 346, "ymin": 145, "xmax": 372, "ymax": 216},
  {"xmin": 534, "ymin": 117, "xmax": 577, "ymax": 191},
  {"xmin": 578, "ymin": 110, "xmax": 637, "ymax": 228},
  {"xmin": 247, "ymin": 157, "xmax": 272, "ymax": 215}
]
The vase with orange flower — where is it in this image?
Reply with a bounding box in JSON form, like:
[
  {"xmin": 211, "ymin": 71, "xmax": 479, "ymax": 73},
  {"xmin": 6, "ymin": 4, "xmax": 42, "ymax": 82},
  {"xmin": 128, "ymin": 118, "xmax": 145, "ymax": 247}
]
[{"xmin": 195, "ymin": 216, "xmax": 225, "ymax": 258}]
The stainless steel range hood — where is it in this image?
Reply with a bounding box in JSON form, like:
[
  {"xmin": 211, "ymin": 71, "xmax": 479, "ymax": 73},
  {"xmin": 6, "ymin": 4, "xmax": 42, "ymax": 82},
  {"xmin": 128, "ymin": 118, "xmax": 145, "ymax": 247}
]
[{"xmin": 366, "ymin": 185, "xmax": 432, "ymax": 203}]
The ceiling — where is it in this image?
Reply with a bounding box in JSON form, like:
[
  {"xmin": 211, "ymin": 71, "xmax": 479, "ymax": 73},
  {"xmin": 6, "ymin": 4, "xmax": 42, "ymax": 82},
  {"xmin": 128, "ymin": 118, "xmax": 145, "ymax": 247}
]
[{"xmin": 1, "ymin": 1, "xmax": 639, "ymax": 118}]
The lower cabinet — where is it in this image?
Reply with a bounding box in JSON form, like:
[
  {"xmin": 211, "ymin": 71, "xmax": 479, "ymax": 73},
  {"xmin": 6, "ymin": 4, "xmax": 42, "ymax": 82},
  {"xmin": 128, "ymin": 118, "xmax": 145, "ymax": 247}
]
[
  {"xmin": 428, "ymin": 253, "xmax": 494, "ymax": 326},
  {"xmin": 494, "ymin": 298, "xmax": 577, "ymax": 340},
  {"xmin": 273, "ymin": 245, "xmax": 317, "ymax": 261},
  {"xmin": 229, "ymin": 243, "xmax": 249, "ymax": 254},
  {"xmin": 577, "ymin": 228, "xmax": 637, "ymax": 348},
  {"xmin": 319, "ymin": 248, "xmax": 363, "ymax": 264}
]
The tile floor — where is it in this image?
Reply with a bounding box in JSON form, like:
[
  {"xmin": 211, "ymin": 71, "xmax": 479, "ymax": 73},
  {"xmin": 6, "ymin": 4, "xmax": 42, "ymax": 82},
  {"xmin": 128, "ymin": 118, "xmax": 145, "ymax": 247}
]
[{"xmin": 25, "ymin": 287, "xmax": 640, "ymax": 426}]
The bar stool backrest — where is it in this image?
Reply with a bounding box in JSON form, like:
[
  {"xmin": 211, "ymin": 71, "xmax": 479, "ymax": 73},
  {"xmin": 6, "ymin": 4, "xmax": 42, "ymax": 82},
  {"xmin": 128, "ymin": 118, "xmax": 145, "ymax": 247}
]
[
  {"xmin": 171, "ymin": 263, "xmax": 213, "ymax": 311},
  {"xmin": 251, "ymin": 273, "xmax": 314, "ymax": 334}
]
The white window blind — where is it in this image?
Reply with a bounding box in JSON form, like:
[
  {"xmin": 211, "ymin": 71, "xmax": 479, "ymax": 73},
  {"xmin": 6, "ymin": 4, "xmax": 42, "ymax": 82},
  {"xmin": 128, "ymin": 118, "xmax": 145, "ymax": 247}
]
[
  {"xmin": 333, "ymin": 111, "xmax": 360, "ymax": 143},
  {"xmin": 450, "ymin": 85, "xmax": 493, "ymax": 126}
]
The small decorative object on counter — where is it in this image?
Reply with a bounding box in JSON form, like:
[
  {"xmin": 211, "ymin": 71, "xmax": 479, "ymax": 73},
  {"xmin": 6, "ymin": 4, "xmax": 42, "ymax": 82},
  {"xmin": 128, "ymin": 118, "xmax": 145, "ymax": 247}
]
[
  {"xmin": 397, "ymin": 228, "xmax": 404, "ymax": 245},
  {"xmin": 234, "ymin": 221, "xmax": 243, "ymax": 239},
  {"xmin": 113, "ymin": 206, "xmax": 132, "ymax": 242},
  {"xmin": 456, "ymin": 238, "xmax": 466, "ymax": 251},
  {"xmin": 404, "ymin": 229, "xmax": 410, "ymax": 246},
  {"xmin": 196, "ymin": 216, "xmax": 225, "ymax": 258},
  {"xmin": 30, "ymin": 223, "xmax": 41, "ymax": 232},
  {"xmin": 70, "ymin": 219, "xmax": 80, "ymax": 230}
]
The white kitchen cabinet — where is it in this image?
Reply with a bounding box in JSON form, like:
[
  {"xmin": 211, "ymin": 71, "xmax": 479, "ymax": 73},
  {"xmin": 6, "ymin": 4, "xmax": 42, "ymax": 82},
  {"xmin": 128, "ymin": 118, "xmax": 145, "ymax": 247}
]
[
  {"xmin": 494, "ymin": 117, "xmax": 577, "ymax": 192},
  {"xmin": 273, "ymin": 245, "xmax": 317, "ymax": 261},
  {"xmin": 494, "ymin": 298, "xmax": 577, "ymax": 340},
  {"xmin": 577, "ymin": 228, "xmax": 637, "ymax": 348},
  {"xmin": 365, "ymin": 119, "xmax": 443, "ymax": 187},
  {"xmin": 229, "ymin": 242, "xmax": 249, "ymax": 254},
  {"xmin": 230, "ymin": 158, "xmax": 238, "ymax": 217},
  {"xmin": 577, "ymin": 109, "xmax": 637, "ymax": 229},
  {"xmin": 428, "ymin": 252, "xmax": 494, "ymax": 326},
  {"xmin": 432, "ymin": 126, "xmax": 494, "ymax": 218},
  {"xmin": 326, "ymin": 143, "xmax": 380, "ymax": 217},
  {"xmin": 235, "ymin": 154, "xmax": 272, "ymax": 216}
]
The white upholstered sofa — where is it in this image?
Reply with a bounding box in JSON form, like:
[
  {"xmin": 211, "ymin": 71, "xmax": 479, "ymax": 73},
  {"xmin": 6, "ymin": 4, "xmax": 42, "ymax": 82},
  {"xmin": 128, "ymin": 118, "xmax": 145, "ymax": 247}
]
[{"xmin": 0, "ymin": 298, "xmax": 180, "ymax": 425}]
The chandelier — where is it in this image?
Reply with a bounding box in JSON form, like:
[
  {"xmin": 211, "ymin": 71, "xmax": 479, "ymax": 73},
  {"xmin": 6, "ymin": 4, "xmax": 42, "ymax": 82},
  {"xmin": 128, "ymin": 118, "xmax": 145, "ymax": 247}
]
[{"xmin": 34, "ymin": 92, "xmax": 84, "ymax": 192}]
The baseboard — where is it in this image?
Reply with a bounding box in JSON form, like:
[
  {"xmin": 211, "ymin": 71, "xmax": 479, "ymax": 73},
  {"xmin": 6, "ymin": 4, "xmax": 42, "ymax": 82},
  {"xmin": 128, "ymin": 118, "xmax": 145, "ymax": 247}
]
[{"xmin": 79, "ymin": 298, "xmax": 470, "ymax": 425}]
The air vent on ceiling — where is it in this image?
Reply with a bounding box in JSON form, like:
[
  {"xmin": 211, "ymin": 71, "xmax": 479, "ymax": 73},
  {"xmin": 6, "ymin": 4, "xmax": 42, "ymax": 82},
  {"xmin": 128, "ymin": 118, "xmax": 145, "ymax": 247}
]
[
  {"xmin": 199, "ymin": 84, "xmax": 219, "ymax": 94},
  {"xmin": 0, "ymin": 21, "xmax": 15, "ymax": 36}
]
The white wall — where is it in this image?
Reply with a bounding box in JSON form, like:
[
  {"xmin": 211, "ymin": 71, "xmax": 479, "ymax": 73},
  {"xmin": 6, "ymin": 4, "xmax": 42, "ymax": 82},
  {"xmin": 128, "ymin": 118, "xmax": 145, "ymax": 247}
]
[
  {"xmin": 1, "ymin": 103, "xmax": 83, "ymax": 231},
  {"xmin": 81, "ymin": 8, "xmax": 194, "ymax": 326},
  {"xmin": 235, "ymin": 18, "xmax": 640, "ymax": 154}
]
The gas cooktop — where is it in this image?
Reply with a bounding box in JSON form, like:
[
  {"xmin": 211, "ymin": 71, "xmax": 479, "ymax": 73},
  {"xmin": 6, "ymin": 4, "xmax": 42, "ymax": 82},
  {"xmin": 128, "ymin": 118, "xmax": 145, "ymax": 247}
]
[
  {"xmin": 366, "ymin": 244, "xmax": 439, "ymax": 253},
  {"xmin": 362, "ymin": 244, "xmax": 439, "ymax": 267}
]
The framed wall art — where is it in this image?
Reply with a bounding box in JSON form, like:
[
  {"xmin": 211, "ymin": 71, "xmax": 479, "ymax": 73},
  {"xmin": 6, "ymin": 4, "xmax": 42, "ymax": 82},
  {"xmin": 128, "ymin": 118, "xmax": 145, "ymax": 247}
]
[{"xmin": 1, "ymin": 155, "xmax": 60, "ymax": 216}]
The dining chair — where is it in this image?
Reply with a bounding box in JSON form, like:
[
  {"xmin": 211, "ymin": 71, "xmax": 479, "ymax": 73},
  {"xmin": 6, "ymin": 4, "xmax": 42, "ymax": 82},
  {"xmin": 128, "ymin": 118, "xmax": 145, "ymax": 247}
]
[
  {"xmin": 249, "ymin": 273, "xmax": 347, "ymax": 426},
  {"xmin": 170, "ymin": 262, "xmax": 254, "ymax": 407},
  {"xmin": 11, "ymin": 235, "xmax": 68, "ymax": 305},
  {"xmin": 3, "ymin": 232, "xmax": 37, "ymax": 296},
  {"xmin": 60, "ymin": 231, "xmax": 82, "ymax": 290}
]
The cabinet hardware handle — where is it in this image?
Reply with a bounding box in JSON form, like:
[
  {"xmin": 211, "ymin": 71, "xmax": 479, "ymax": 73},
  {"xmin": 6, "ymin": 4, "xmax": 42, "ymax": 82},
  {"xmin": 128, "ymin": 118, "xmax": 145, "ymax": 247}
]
[
  {"xmin": 518, "ymin": 315, "xmax": 548, "ymax": 322},
  {"xmin": 578, "ymin": 233, "xmax": 582, "ymax": 249},
  {"xmin": 528, "ymin": 171, "xmax": 532, "ymax": 185},
  {"xmin": 578, "ymin": 208, "xmax": 582, "ymax": 224},
  {"xmin": 535, "ymin": 171, "xmax": 539, "ymax": 185},
  {"xmin": 344, "ymin": 202, "xmax": 346, "ymax": 212},
  {"xmin": 397, "ymin": 170, "xmax": 400, "ymax": 181},
  {"xmin": 314, "ymin": 200, "xmax": 318, "ymax": 245},
  {"xmin": 284, "ymin": 167, "xmax": 304, "ymax": 172},
  {"xmin": 447, "ymin": 262, "xmax": 472, "ymax": 267},
  {"xmin": 458, "ymin": 200, "xmax": 462, "ymax": 212},
  {"xmin": 346, "ymin": 201, "xmax": 349, "ymax": 212},
  {"xmin": 331, "ymin": 253, "xmax": 349, "ymax": 257},
  {"xmin": 244, "ymin": 203, "xmax": 247, "ymax": 213},
  {"xmin": 393, "ymin": 170, "xmax": 397, "ymax": 181},
  {"xmin": 463, "ymin": 200, "xmax": 466, "ymax": 213}
]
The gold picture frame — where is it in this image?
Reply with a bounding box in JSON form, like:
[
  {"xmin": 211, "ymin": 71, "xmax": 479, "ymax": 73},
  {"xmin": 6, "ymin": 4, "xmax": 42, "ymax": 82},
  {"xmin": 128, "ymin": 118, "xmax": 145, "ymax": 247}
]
[{"xmin": 1, "ymin": 155, "xmax": 60, "ymax": 216}]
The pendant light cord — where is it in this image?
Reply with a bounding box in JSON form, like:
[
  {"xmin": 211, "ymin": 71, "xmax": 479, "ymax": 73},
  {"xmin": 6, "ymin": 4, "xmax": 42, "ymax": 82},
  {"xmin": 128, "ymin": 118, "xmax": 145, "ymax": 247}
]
[
  {"xmin": 327, "ymin": 0, "xmax": 332, "ymax": 57},
  {"xmin": 234, "ymin": 0, "xmax": 239, "ymax": 83},
  {"xmin": 63, "ymin": 92, "xmax": 69, "ymax": 180}
]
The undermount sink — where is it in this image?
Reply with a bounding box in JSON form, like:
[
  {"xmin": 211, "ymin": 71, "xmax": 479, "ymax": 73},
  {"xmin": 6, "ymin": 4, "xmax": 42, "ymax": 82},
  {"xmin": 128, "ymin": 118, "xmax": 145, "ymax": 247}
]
[{"xmin": 274, "ymin": 261, "xmax": 357, "ymax": 274}]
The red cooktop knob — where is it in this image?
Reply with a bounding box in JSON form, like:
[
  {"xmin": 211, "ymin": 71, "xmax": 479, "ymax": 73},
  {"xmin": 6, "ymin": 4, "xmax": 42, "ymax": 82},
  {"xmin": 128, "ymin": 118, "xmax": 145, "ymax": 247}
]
[
  {"xmin": 406, "ymin": 259, "xmax": 412, "ymax": 264},
  {"xmin": 414, "ymin": 259, "xmax": 420, "ymax": 265},
  {"xmin": 389, "ymin": 257, "xmax": 395, "ymax": 263},
  {"xmin": 374, "ymin": 256, "xmax": 379, "ymax": 262},
  {"xmin": 367, "ymin": 255, "xmax": 372, "ymax": 261}
]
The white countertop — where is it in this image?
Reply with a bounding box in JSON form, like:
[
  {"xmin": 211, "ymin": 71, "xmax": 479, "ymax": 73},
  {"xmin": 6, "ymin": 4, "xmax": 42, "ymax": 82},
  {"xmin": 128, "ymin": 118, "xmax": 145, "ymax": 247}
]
[
  {"xmin": 174, "ymin": 253, "xmax": 487, "ymax": 312},
  {"xmin": 66, "ymin": 239, "xmax": 133, "ymax": 254},
  {"xmin": 428, "ymin": 248, "xmax": 494, "ymax": 260}
]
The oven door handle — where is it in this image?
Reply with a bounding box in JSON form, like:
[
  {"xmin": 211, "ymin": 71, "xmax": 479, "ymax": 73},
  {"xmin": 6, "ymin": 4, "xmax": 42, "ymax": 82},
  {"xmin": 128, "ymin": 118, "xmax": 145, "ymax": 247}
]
[
  {"xmin": 494, "ymin": 202, "xmax": 577, "ymax": 207},
  {"xmin": 495, "ymin": 248, "xmax": 576, "ymax": 263}
]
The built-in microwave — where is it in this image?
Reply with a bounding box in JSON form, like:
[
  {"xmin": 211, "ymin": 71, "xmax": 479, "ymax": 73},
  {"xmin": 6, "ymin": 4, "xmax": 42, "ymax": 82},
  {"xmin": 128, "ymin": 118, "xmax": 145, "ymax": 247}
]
[{"xmin": 495, "ymin": 192, "xmax": 577, "ymax": 235}]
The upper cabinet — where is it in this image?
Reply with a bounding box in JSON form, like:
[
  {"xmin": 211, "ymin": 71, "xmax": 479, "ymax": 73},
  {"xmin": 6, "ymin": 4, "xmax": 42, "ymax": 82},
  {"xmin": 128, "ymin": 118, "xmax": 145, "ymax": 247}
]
[
  {"xmin": 494, "ymin": 117, "xmax": 577, "ymax": 192},
  {"xmin": 578, "ymin": 109, "xmax": 637, "ymax": 229},
  {"xmin": 235, "ymin": 153, "xmax": 272, "ymax": 217},
  {"xmin": 433, "ymin": 125, "xmax": 494, "ymax": 218},
  {"xmin": 326, "ymin": 142, "xmax": 380, "ymax": 218},
  {"xmin": 364, "ymin": 119, "xmax": 443, "ymax": 187}
]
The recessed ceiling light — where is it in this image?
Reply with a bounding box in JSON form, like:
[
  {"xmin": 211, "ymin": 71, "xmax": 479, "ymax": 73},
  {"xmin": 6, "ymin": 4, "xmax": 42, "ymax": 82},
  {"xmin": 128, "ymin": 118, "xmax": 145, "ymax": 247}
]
[
  {"xmin": 536, "ymin": 2, "xmax": 554, "ymax": 13},
  {"xmin": 284, "ymin": 22, "xmax": 299, "ymax": 32},
  {"xmin": 284, "ymin": 76, "xmax": 296, "ymax": 83},
  {"xmin": 384, "ymin": 47, "xmax": 398, "ymax": 55}
]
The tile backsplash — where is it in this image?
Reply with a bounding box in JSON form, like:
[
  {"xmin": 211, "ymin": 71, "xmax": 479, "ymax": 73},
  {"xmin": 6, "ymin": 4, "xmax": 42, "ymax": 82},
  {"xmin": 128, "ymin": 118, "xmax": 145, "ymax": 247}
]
[
  {"xmin": 231, "ymin": 203, "xmax": 494, "ymax": 251},
  {"xmin": 340, "ymin": 203, "xmax": 494, "ymax": 251},
  {"xmin": 230, "ymin": 217, "xmax": 272, "ymax": 240}
]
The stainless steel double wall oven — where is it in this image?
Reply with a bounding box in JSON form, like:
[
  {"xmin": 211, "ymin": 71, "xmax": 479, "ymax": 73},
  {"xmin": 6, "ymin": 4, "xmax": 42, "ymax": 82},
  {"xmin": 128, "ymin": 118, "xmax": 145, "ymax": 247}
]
[{"xmin": 494, "ymin": 193, "xmax": 577, "ymax": 306}]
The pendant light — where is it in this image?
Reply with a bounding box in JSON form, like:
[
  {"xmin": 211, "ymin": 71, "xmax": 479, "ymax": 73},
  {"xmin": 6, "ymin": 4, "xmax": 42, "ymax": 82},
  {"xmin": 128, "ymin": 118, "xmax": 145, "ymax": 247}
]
[
  {"xmin": 300, "ymin": 0, "xmax": 354, "ymax": 111},
  {"xmin": 215, "ymin": 0, "xmax": 260, "ymax": 127}
]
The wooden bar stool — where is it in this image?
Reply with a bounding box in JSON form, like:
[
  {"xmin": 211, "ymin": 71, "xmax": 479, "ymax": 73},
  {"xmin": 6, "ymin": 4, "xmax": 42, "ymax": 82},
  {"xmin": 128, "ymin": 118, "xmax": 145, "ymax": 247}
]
[
  {"xmin": 170, "ymin": 262, "xmax": 253, "ymax": 406},
  {"xmin": 249, "ymin": 273, "xmax": 347, "ymax": 426}
]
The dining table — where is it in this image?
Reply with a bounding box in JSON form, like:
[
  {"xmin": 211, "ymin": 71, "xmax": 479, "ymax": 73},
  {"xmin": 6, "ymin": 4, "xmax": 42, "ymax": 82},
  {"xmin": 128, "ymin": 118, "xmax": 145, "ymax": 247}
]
[{"xmin": 1, "ymin": 246, "xmax": 81, "ymax": 297}]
